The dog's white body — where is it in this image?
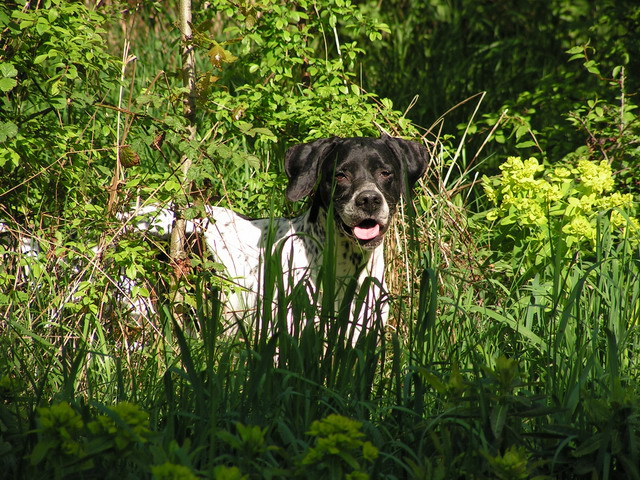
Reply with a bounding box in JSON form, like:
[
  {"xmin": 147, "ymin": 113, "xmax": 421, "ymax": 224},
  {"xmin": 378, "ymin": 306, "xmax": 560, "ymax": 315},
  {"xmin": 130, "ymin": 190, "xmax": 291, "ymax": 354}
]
[
  {"xmin": 133, "ymin": 135, "xmax": 428, "ymax": 338},
  {"xmin": 134, "ymin": 203, "xmax": 388, "ymax": 336},
  {"xmin": 202, "ymin": 206, "xmax": 387, "ymax": 333}
]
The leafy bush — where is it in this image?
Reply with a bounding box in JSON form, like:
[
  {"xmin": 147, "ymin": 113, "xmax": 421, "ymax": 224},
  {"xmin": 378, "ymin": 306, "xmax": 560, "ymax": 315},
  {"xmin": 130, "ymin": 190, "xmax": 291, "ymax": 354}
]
[
  {"xmin": 0, "ymin": 0, "xmax": 159, "ymax": 329},
  {"xmin": 362, "ymin": 0, "xmax": 640, "ymax": 148},
  {"xmin": 0, "ymin": 0, "xmax": 120, "ymax": 220},
  {"xmin": 482, "ymin": 155, "xmax": 639, "ymax": 275},
  {"xmin": 298, "ymin": 414, "xmax": 378, "ymax": 479},
  {"xmin": 469, "ymin": 43, "xmax": 640, "ymax": 181},
  {"xmin": 182, "ymin": 0, "xmax": 411, "ymax": 217},
  {"xmin": 31, "ymin": 401, "xmax": 153, "ymax": 477},
  {"xmin": 28, "ymin": 402, "xmax": 380, "ymax": 480}
]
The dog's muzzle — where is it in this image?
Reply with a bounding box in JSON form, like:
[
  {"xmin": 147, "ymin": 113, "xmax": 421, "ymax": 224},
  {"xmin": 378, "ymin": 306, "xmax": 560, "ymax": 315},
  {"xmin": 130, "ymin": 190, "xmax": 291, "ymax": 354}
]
[{"xmin": 339, "ymin": 189, "xmax": 390, "ymax": 248}]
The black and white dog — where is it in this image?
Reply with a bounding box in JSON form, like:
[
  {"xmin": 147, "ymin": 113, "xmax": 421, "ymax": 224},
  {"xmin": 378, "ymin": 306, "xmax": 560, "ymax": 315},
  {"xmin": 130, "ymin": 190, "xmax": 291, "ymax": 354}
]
[{"xmin": 136, "ymin": 134, "xmax": 428, "ymax": 335}]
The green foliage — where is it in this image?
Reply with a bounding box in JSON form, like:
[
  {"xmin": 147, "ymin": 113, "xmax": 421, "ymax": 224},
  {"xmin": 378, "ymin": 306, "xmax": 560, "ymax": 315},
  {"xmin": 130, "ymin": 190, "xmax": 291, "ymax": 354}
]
[
  {"xmin": 87, "ymin": 402, "xmax": 152, "ymax": 451},
  {"xmin": 482, "ymin": 155, "xmax": 639, "ymax": 275},
  {"xmin": 0, "ymin": 0, "xmax": 120, "ymax": 218},
  {"xmin": 362, "ymin": 0, "xmax": 640, "ymax": 144},
  {"xmin": 0, "ymin": 0, "xmax": 164, "ymax": 335},
  {"xmin": 2, "ymin": 1, "xmax": 640, "ymax": 479},
  {"xmin": 483, "ymin": 445, "xmax": 541, "ymax": 480},
  {"xmin": 298, "ymin": 414, "xmax": 378, "ymax": 479},
  {"xmin": 180, "ymin": 0, "xmax": 410, "ymax": 216},
  {"xmin": 4, "ymin": 223, "xmax": 640, "ymax": 479},
  {"xmin": 205, "ymin": 0, "xmax": 393, "ymax": 132},
  {"xmin": 152, "ymin": 462, "xmax": 200, "ymax": 480},
  {"xmin": 564, "ymin": 47, "xmax": 640, "ymax": 196},
  {"xmin": 32, "ymin": 402, "xmax": 85, "ymax": 459},
  {"xmin": 31, "ymin": 401, "xmax": 153, "ymax": 477},
  {"xmin": 27, "ymin": 403, "xmax": 381, "ymax": 480},
  {"xmin": 475, "ymin": 44, "xmax": 640, "ymax": 192}
]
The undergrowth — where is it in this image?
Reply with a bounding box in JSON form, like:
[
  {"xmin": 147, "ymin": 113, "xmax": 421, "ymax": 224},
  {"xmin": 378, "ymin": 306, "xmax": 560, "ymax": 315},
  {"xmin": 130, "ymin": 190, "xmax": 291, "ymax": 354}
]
[{"xmin": 1, "ymin": 1, "xmax": 640, "ymax": 479}]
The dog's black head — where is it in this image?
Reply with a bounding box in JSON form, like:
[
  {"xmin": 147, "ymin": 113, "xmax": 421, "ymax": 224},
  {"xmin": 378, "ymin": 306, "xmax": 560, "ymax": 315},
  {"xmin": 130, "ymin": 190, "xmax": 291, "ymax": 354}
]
[{"xmin": 285, "ymin": 134, "xmax": 429, "ymax": 249}]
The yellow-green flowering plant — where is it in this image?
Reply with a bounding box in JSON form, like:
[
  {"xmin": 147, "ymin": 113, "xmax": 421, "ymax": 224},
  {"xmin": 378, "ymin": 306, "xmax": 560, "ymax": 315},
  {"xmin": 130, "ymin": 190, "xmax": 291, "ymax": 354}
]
[
  {"xmin": 87, "ymin": 401, "xmax": 151, "ymax": 451},
  {"xmin": 482, "ymin": 445, "xmax": 537, "ymax": 480},
  {"xmin": 298, "ymin": 414, "xmax": 378, "ymax": 479},
  {"xmin": 31, "ymin": 402, "xmax": 86, "ymax": 461},
  {"xmin": 30, "ymin": 401, "xmax": 156, "ymax": 477},
  {"xmin": 151, "ymin": 461, "xmax": 200, "ymax": 480},
  {"xmin": 482, "ymin": 156, "xmax": 639, "ymax": 274}
]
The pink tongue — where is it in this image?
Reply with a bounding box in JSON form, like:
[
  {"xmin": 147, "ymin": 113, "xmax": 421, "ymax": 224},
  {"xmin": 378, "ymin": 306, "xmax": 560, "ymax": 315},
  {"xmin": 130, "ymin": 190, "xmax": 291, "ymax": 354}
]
[{"xmin": 353, "ymin": 222, "xmax": 380, "ymax": 241}]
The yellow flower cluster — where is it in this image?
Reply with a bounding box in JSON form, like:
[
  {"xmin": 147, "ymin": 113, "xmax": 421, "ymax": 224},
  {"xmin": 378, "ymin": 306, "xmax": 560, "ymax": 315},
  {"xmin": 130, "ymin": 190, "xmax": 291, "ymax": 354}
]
[
  {"xmin": 36, "ymin": 402, "xmax": 85, "ymax": 456},
  {"xmin": 483, "ymin": 156, "xmax": 639, "ymax": 252},
  {"xmin": 87, "ymin": 401, "xmax": 151, "ymax": 450},
  {"xmin": 300, "ymin": 414, "xmax": 378, "ymax": 478},
  {"xmin": 577, "ymin": 159, "xmax": 615, "ymax": 194},
  {"xmin": 562, "ymin": 215, "xmax": 597, "ymax": 245},
  {"xmin": 484, "ymin": 157, "xmax": 563, "ymax": 227}
]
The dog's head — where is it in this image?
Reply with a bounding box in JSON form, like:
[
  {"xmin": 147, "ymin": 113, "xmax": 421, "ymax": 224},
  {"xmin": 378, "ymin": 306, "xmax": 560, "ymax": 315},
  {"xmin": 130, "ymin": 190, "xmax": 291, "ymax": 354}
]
[{"xmin": 285, "ymin": 134, "xmax": 429, "ymax": 249}]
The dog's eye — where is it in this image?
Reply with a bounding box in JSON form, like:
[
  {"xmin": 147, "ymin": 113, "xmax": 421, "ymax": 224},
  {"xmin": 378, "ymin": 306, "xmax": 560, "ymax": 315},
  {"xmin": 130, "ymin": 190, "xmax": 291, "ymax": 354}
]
[
  {"xmin": 335, "ymin": 172, "xmax": 349, "ymax": 182},
  {"xmin": 379, "ymin": 170, "xmax": 392, "ymax": 179}
]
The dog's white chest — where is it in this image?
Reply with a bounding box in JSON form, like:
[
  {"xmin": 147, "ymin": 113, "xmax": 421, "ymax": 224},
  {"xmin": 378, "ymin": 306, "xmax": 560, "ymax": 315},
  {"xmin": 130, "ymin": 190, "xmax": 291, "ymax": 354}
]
[{"xmin": 201, "ymin": 206, "xmax": 386, "ymax": 328}]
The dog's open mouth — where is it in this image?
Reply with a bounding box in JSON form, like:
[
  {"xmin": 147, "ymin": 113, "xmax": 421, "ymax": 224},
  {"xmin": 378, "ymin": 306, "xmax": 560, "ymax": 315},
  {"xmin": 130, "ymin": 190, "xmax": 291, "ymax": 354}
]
[
  {"xmin": 353, "ymin": 219, "xmax": 381, "ymax": 241},
  {"xmin": 341, "ymin": 218, "xmax": 387, "ymax": 248}
]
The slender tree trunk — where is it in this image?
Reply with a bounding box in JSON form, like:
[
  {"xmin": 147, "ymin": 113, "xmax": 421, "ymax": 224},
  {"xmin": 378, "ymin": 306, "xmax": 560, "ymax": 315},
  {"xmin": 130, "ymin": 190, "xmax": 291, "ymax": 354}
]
[{"xmin": 170, "ymin": 0, "xmax": 197, "ymax": 322}]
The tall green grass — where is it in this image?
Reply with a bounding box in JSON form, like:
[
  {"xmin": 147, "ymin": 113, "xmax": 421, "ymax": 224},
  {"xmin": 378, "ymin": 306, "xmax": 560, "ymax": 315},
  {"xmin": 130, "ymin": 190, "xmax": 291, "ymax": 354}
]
[{"xmin": 2, "ymin": 194, "xmax": 640, "ymax": 478}]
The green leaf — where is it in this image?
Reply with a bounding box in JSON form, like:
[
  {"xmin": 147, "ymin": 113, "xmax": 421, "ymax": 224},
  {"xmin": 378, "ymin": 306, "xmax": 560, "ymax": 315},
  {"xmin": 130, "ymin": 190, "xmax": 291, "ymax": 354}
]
[
  {"xmin": 35, "ymin": 17, "xmax": 50, "ymax": 35},
  {"xmin": 490, "ymin": 404, "xmax": 509, "ymax": 439},
  {"xmin": 11, "ymin": 10, "xmax": 33, "ymax": 21},
  {"xmin": 29, "ymin": 439, "xmax": 57, "ymax": 465},
  {"xmin": 164, "ymin": 179, "xmax": 182, "ymax": 193},
  {"xmin": 469, "ymin": 306, "xmax": 546, "ymax": 349},
  {"xmin": 245, "ymin": 154, "xmax": 260, "ymax": 169},
  {"xmin": 565, "ymin": 46, "xmax": 583, "ymax": 55},
  {"xmin": 250, "ymin": 127, "xmax": 275, "ymax": 139},
  {"xmin": 584, "ymin": 60, "xmax": 600, "ymax": 75},
  {"xmin": 612, "ymin": 65, "xmax": 622, "ymax": 78},
  {"xmin": 0, "ymin": 63, "xmax": 17, "ymax": 92},
  {"xmin": 0, "ymin": 147, "xmax": 20, "ymax": 168},
  {"xmin": 47, "ymin": 8, "xmax": 59, "ymax": 23},
  {"xmin": 33, "ymin": 53, "xmax": 49, "ymax": 65},
  {"xmin": 0, "ymin": 63, "xmax": 17, "ymax": 78},
  {"xmin": 376, "ymin": 22, "xmax": 391, "ymax": 34},
  {"xmin": 572, "ymin": 433, "xmax": 604, "ymax": 458},
  {"xmin": 0, "ymin": 122, "xmax": 18, "ymax": 142},
  {"xmin": 421, "ymin": 371, "xmax": 448, "ymax": 394},
  {"xmin": 50, "ymin": 79, "xmax": 62, "ymax": 96},
  {"xmin": 125, "ymin": 263, "xmax": 137, "ymax": 281},
  {"xmin": 0, "ymin": 77, "xmax": 17, "ymax": 92}
]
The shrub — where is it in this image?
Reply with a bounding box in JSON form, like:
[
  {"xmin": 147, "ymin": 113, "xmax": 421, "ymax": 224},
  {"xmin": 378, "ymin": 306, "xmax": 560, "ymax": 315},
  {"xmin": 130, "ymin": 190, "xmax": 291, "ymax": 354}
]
[
  {"xmin": 0, "ymin": 0, "xmax": 120, "ymax": 221},
  {"xmin": 482, "ymin": 155, "xmax": 639, "ymax": 276}
]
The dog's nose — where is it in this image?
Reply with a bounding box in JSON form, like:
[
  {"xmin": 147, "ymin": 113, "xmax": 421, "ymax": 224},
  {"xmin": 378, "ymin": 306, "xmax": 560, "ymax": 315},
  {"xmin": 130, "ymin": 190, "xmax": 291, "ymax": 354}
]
[{"xmin": 355, "ymin": 190, "xmax": 383, "ymax": 213}]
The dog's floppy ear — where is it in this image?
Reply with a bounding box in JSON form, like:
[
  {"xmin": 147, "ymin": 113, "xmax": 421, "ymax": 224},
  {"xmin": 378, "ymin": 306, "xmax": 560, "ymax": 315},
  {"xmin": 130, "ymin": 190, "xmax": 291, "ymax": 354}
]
[
  {"xmin": 285, "ymin": 137, "xmax": 340, "ymax": 202},
  {"xmin": 381, "ymin": 133, "xmax": 429, "ymax": 189}
]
